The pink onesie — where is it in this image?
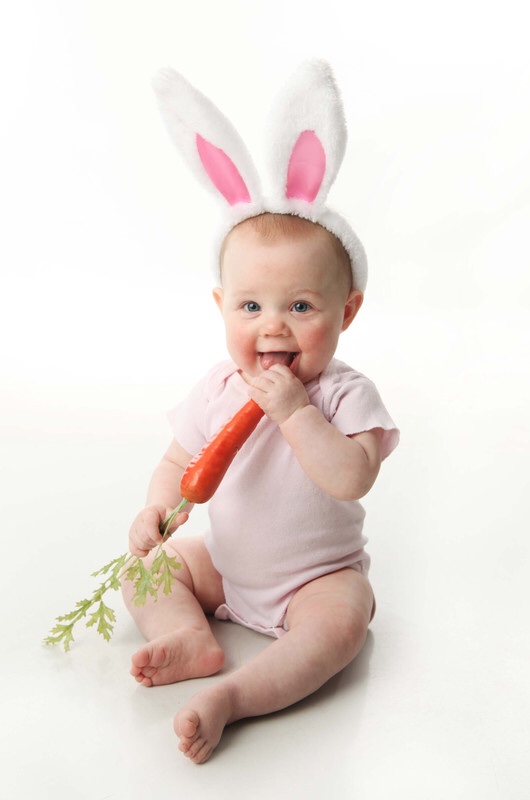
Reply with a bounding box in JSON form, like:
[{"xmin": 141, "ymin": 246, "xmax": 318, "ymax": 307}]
[{"xmin": 170, "ymin": 359, "xmax": 399, "ymax": 638}]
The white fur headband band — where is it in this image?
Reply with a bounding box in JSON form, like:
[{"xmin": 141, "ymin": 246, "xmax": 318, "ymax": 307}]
[{"xmin": 152, "ymin": 60, "xmax": 368, "ymax": 291}]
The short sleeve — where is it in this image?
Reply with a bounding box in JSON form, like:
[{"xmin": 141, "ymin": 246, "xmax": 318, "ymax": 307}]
[
  {"xmin": 167, "ymin": 375, "xmax": 210, "ymax": 456},
  {"xmin": 167, "ymin": 360, "xmax": 244, "ymax": 457},
  {"xmin": 318, "ymin": 360, "xmax": 399, "ymax": 460}
]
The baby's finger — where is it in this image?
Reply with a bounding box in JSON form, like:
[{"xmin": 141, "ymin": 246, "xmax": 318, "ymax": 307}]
[
  {"xmin": 161, "ymin": 510, "xmax": 189, "ymax": 536},
  {"xmin": 129, "ymin": 543, "xmax": 150, "ymax": 558},
  {"xmin": 266, "ymin": 363, "xmax": 293, "ymax": 376}
]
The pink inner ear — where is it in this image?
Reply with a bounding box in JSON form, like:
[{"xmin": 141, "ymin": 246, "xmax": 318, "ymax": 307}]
[
  {"xmin": 286, "ymin": 130, "xmax": 326, "ymax": 202},
  {"xmin": 196, "ymin": 134, "xmax": 251, "ymax": 205}
]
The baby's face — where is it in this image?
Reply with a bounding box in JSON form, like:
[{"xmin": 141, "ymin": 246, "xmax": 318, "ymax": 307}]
[{"xmin": 213, "ymin": 223, "xmax": 363, "ymax": 384}]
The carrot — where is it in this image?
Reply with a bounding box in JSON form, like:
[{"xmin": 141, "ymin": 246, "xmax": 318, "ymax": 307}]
[
  {"xmin": 46, "ymin": 399, "xmax": 266, "ymax": 651},
  {"xmin": 179, "ymin": 398, "xmax": 265, "ymax": 504}
]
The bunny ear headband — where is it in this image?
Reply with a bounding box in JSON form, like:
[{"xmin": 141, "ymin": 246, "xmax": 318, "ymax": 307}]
[{"xmin": 152, "ymin": 59, "xmax": 367, "ymax": 291}]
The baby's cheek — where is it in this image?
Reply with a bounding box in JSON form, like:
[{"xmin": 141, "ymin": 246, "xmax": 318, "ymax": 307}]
[
  {"xmin": 300, "ymin": 323, "xmax": 331, "ymax": 353},
  {"xmin": 227, "ymin": 324, "xmax": 252, "ymax": 358}
]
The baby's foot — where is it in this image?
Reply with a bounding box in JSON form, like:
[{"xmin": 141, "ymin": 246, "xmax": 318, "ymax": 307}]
[
  {"xmin": 174, "ymin": 684, "xmax": 234, "ymax": 764},
  {"xmin": 130, "ymin": 630, "xmax": 224, "ymax": 687}
]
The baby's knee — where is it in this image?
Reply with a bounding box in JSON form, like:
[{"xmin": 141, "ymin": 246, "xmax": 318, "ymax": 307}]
[
  {"xmin": 333, "ymin": 605, "xmax": 370, "ymax": 662},
  {"xmin": 287, "ymin": 573, "xmax": 372, "ymax": 663},
  {"xmin": 119, "ymin": 542, "xmax": 192, "ymax": 610},
  {"xmin": 166, "ymin": 536, "xmax": 224, "ymax": 612}
]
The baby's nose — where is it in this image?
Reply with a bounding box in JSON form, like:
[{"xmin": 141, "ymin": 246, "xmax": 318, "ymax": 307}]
[{"xmin": 261, "ymin": 311, "xmax": 289, "ymax": 335}]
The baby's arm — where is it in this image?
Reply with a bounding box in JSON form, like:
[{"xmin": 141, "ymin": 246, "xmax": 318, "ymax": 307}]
[
  {"xmin": 280, "ymin": 407, "xmax": 382, "ymax": 500},
  {"xmin": 248, "ymin": 364, "xmax": 382, "ymax": 500},
  {"xmin": 129, "ymin": 439, "xmax": 193, "ymax": 557}
]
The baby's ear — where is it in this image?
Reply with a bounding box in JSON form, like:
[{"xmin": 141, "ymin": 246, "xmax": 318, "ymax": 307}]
[
  {"xmin": 212, "ymin": 287, "xmax": 224, "ymax": 312},
  {"xmin": 341, "ymin": 290, "xmax": 363, "ymax": 331}
]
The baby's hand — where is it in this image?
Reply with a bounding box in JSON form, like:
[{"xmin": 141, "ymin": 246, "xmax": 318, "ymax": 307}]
[
  {"xmin": 128, "ymin": 504, "xmax": 188, "ymax": 558},
  {"xmin": 248, "ymin": 364, "xmax": 309, "ymax": 424}
]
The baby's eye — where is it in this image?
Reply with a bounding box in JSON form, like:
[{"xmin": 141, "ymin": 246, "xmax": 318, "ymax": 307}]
[
  {"xmin": 291, "ymin": 301, "xmax": 311, "ymax": 313},
  {"xmin": 243, "ymin": 301, "xmax": 261, "ymax": 313}
]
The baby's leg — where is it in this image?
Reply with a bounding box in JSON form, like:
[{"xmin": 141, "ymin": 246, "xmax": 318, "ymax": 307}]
[
  {"xmin": 121, "ymin": 536, "xmax": 226, "ymax": 686},
  {"xmin": 174, "ymin": 567, "xmax": 374, "ymax": 763}
]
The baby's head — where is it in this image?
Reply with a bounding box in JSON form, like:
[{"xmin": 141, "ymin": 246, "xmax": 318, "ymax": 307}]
[
  {"xmin": 220, "ymin": 213, "xmax": 356, "ymax": 291},
  {"xmin": 214, "ymin": 213, "xmax": 363, "ymax": 384}
]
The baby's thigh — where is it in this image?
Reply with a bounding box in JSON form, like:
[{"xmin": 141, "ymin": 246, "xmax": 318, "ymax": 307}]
[
  {"xmin": 286, "ymin": 567, "xmax": 375, "ymax": 635},
  {"xmin": 164, "ymin": 535, "xmax": 225, "ymax": 613}
]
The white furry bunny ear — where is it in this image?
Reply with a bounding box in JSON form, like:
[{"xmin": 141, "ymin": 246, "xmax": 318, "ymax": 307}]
[
  {"xmin": 267, "ymin": 60, "xmax": 347, "ymax": 209},
  {"xmin": 152, "ymin": 68, "xmax": 262, "ymax": 210},
  {"xmin": 263, "ymin": 60, "xmax": 367, "ymax": 291}
]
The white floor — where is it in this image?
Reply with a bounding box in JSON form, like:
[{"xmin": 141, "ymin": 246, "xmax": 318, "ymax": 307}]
[{"xmin": 2, "ymin": 308, "xmax": 529, "ymax": 800}]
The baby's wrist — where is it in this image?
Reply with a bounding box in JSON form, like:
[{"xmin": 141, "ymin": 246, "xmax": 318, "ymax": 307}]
[{"xmin": 278, "ymin": 399, "xmax": 312, "ymax": 429}]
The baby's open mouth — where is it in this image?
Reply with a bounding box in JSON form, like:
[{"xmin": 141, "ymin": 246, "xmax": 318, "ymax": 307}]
[{"xmin": 259, "ymin": 352, "xmax": 297, "ymax": 370}]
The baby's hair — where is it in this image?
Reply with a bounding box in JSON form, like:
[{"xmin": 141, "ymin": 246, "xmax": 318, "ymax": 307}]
[{"xmin": 220, "ymin": 213, "xmax": 354, "ymax": 292}]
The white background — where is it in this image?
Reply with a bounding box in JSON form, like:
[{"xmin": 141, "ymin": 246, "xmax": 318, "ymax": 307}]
[{"xmin": 2, "ymin": 1, "xmax": 529, "ymax": 798}]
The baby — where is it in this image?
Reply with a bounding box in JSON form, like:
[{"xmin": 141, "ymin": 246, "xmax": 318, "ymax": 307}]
[{"xmin": 122, "ymin": 211, "xmax": 398, "ymax": 763}]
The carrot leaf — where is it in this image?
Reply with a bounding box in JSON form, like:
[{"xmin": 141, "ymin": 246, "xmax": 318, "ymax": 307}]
[
  {"xmin": 86, "ymin": 600, "xmax": 117, "ymax": 642},
  {"xmin": 152, "ymin": 549, "xmax": 182, "ymax": 596},
  {"xmin": 44, "ymin": 504, "xmax": 187, "ymax": 651}
]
